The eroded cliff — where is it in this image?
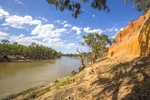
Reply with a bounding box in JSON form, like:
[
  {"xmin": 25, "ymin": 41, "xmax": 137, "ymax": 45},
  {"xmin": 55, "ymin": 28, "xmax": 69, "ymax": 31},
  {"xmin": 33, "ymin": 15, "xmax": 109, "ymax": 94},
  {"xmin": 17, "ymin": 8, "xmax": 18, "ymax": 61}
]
[{"xmin": 108, "ymin": 10, "xmax": 150, "ymax": 57}]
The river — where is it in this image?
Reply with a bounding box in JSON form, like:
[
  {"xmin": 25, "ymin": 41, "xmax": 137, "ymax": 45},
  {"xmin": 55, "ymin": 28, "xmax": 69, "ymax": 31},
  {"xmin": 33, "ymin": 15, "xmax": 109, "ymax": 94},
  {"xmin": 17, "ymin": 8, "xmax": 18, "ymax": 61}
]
[{"xmin": 0, "ymin": 57, "xmax": 81, "ymax": 99}]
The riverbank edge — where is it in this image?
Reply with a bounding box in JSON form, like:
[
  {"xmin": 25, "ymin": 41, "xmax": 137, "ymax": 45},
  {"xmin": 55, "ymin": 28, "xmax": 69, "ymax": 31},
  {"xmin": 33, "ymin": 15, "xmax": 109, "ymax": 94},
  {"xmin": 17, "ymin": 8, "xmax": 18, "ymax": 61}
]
[
  {"xmin": 0, "ymin": 55, "xmax": 61, "ymax": 63},
  {"xmin": 2, "ymin": 65, "xmax": 89, "ymax": 100}
]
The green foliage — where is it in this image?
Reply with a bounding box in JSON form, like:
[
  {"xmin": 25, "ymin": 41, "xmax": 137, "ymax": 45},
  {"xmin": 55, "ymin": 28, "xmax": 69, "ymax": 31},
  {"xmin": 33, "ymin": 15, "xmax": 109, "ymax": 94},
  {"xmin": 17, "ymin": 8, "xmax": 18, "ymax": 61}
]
[
  {"xmin": 47, "ymin": 0, "xmax": 109, "ymax": 18},
  {"xmin": 0, "ymin": 40, "xmax": 62, "ymax": 59},
  {"xmin": 62, "ymin": 53, "xmax": 78, "ymax": 57},
  {"xmin": 125, "ymin": 0, "xmax": 150, "ymax": 12},
  {"xmin": 46, "ymin": 0, "xmax": 149, "ymax": 18},
  {"xmin": 0, "ymin": 40, "xmax": 11, "ymax": 56},
  {"xmin": 1, "ymin": 39, "xmax": 9, "ymax": 44},
  {"xmin": 81, "ymin": 33, "xmax": 112, "ymax": 63}
]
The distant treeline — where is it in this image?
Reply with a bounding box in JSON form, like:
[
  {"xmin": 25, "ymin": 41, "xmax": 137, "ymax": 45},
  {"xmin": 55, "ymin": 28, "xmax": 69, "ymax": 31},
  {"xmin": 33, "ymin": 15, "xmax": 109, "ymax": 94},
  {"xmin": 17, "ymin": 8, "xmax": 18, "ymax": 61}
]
[
  {"xmin": 0, "ymin": 40, "xmax": 61, "ymax": 61},
  {"xmin": 62, "ymin": 53, "xmax": 78, "ymax": 57}
]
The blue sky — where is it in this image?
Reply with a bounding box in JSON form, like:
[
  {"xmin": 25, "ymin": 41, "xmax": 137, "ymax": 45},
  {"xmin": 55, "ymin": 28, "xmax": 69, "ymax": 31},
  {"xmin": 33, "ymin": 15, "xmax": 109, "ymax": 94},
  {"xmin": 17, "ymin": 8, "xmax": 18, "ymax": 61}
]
[{"xmin": 0, "ymin": 0, "xmax": 143, "ymax": 53}]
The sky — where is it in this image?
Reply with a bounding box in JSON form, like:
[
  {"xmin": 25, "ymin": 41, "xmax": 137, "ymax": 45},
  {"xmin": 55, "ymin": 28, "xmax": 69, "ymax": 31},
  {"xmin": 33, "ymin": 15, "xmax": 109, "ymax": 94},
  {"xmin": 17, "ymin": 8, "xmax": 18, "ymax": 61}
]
[{"xmin": 0, "ymin": 0, "xmax": 143, "ymax": 54}]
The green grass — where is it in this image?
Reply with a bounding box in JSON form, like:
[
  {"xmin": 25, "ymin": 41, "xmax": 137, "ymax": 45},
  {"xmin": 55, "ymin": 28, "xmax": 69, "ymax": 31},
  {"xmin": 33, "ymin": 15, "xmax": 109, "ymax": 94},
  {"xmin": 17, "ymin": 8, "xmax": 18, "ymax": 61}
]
[{"xmin": 31, "ymin": 71, "xmax": 85, "ymax": 98}]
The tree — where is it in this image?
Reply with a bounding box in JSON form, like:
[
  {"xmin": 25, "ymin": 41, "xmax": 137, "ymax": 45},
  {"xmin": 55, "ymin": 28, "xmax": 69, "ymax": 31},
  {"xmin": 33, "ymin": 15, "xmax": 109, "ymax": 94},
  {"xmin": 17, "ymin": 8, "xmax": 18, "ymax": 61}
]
[
  {"xmin": 11, "ymin": 42, "xmax": 19, "ymax": 56},
  {"xmin": 1, "ymin": 39, "xmax": 9, "ymax": 45},
  {"xmin": 76, "ymin": 48, "xmax": 85, "ymax": 71},
  {"xmin": 0, "ymin": 40, "xmax": 11, "ymax": 56},
  {"xmin": 46, "ymin": 0, "xmax": 150, "ymax": 18},
  {"xmin": 47, "ymin": 0, "xmax": 109, "ymax": 18},
  {"xmin": 81, "ymin": 33, "xmax": 111, "ymax": 63},
  {"xmin": 125, "ymin": 0, "xmax": 150, "ymax": 12},
  {"xmin": 0, "ymin": 40, "xmax": 60, "ymax": 61}
]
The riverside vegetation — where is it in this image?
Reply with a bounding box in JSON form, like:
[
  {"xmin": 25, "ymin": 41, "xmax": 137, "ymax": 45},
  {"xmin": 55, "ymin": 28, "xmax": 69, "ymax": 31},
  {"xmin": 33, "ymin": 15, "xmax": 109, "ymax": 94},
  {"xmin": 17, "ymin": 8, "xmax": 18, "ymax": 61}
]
[{"xmin": 0, "ymin": 40, "xmax": 61, "ymax": 62}]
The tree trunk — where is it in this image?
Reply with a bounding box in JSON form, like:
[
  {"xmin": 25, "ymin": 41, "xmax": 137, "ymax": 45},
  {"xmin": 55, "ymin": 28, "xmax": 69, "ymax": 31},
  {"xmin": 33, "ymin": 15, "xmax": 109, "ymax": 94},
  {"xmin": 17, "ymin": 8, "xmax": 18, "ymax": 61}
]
[
  {"xmin": 77, "ymin": 49, "xmax": 85, "ymax": 71},
  {"xmin": 79, "ymin": 54, "xmax": 85, "ymax": 71},
  {"xmin": 92, "ymin": 50, "xmax": 96, "ymax": 64}
]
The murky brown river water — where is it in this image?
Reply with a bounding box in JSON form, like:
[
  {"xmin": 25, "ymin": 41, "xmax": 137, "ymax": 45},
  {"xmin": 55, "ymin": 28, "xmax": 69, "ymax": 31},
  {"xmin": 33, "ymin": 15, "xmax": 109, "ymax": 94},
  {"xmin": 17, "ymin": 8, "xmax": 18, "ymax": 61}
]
[{"xmin": 0, "ymin": 57, "xmax": 81, "ymax": 99}]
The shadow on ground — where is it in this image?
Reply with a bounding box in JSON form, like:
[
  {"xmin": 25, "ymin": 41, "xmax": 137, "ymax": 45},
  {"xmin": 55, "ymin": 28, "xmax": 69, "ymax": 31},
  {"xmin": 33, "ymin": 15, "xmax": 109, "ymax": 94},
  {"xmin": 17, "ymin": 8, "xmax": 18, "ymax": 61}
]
[{"xmin": 92, "ymin": 55, "xmax": 150, "ymax": 100}]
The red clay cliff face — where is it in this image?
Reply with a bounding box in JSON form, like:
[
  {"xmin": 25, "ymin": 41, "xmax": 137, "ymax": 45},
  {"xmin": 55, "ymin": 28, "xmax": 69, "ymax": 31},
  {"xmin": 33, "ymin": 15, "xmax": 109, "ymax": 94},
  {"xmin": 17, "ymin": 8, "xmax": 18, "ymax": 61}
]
[{"xmin": 108, "ymin": 10, "xmax": 150, "ymax": 57}]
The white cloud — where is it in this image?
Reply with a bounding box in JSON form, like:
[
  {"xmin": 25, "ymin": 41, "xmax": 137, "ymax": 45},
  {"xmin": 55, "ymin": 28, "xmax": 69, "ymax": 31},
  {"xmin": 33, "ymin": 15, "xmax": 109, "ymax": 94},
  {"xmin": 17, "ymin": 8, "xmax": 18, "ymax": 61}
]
[
  {"xmin": 5, "ymin": 23, "xmax": 69, "ymax": 48},
  {"xmin": 47, "ymin": 38, "xmax": 61, "ymax": 43},
  {"xmin": 54, "ymin": 28, "xmax": 67, "ymax": 34},
  {"xmin": 83, "ymin": 27, "xmax": 103, "ymax": 34},
  {"xmin": 31, "ymin": 24, "xmax": 54, "ymax": 35},
  {"xmin": 106, "ymin": 28, "xmax": 114, "ymax": 32},
  {"xmin": 0, "ymin": 31, "xmax": 8, "ymax": 37},
  {"xmin": 0, "ymin": 7, "xmax": 78, "ymax": 53},
  {"xmin": 92, "ymin": 14, "xmax": 95, "ymax": 18},
  {"xmin": 54, "ymin": 20, "xmax": 67, "ymax": 25},
  {"xmin": 54, "ymin": 20, "xmax": 60, "ymax": 23},
  {"xmin": 14, "ymin": 0, "xmax": 23, "ymax": 5},
  {"xmin": 0, "ymin": 7, "xmax": 9, "ymax": 19},
  {"xmin": 71, "ymin": 26, "xmax": 82, "ymax": 35},
  {"xmin": 120, "ymin": 27, "xmax": 123, "ymax": 31},
  {"xmin": 111, "ymin": 27, "xmax": 124, "ymax": 38},
  {"xmin": 66, "ymin": 43, "xmax": 75, "ymax": 49},
  {"xmin": 38, "ymin": 17, "xmax": 48, "ymax": 22},
  {"xmin": 5, "ymin": 15, "xmax": 41, "ymax": 28},
  {"xmin": 76, "ymin": 36, "xmax": 81, "ymax": 39},
  {"xmin": 9, "ymin": 34, "xmax": 58, "ymax": 47},
  {"xmin": 61, "ymin": 21, "xmax": 67, "ymax": 25},
  {"xmin": 114, "ymin": 28, "xmax": 119, "ymax": 32},
  {"xmin": 112, "ymin": 34, "xmax": 117, "ymax": 39},
  {"xmin": 10, "ymin": 34, "xmax": 40, "ymax": 45},
  {"xmin": 64, "ymin": 24, "xmax": 72, "ymax": 27},
  {"xmin": 9, "ymin": 33, "xmax": 76, "ymax": 51},
  {"xmin": 107, "ymin": 27, "xmax": 118, "ymax": 32},
  {"xmin": 0, "ymin": 31, "xmax": 9, "ymax": 40},
  {"xmin": 31, "ymin": 24, "xmax": 67, "ymax": 40}
]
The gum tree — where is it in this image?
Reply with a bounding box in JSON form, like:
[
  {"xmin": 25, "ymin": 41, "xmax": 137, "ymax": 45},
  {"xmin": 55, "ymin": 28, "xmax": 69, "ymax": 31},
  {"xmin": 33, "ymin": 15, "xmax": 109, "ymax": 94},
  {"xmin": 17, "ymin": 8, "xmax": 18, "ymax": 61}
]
[
  {"xmin": 81, "ymin": 33, "xmax": 111, "ymax": 63},
  {"xmin": 46, "ymin": 0, "xmax": 150, "ymax": 18}
]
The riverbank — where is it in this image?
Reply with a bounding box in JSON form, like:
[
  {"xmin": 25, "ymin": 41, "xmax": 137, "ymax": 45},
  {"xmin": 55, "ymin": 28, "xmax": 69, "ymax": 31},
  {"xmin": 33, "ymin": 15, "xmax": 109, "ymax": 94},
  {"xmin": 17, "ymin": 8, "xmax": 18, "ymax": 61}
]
[
  {"xmin": 0, "ymin": 55, "xmax": 61, "ymax": 62},
  {"xmin": 3, "ymin": 70, "xmax": 86, "ymax": 100},
  {"xmin": 3, "ymin": 55, "xmax": 150, "ymax": 100}
]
